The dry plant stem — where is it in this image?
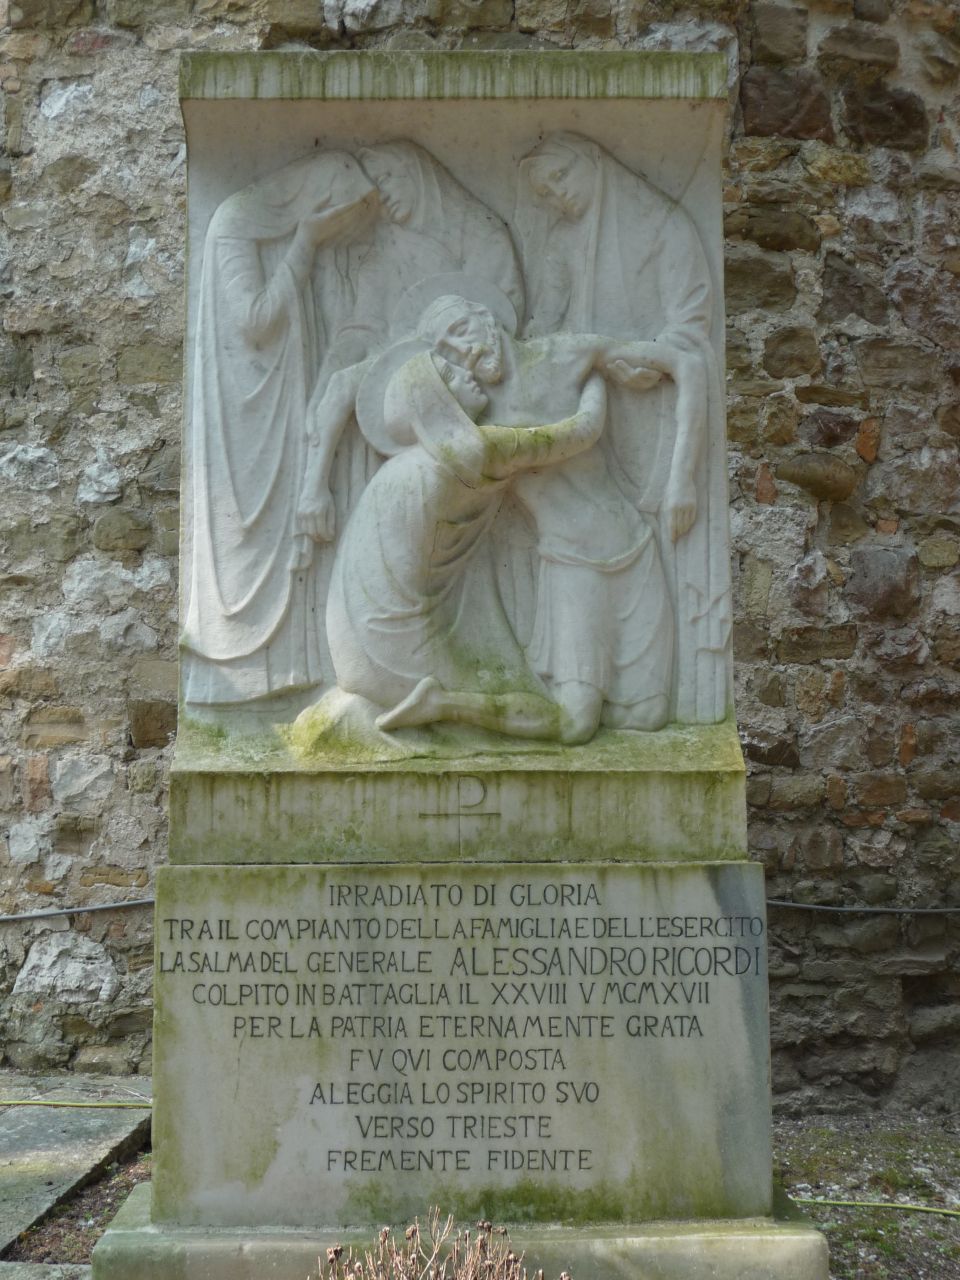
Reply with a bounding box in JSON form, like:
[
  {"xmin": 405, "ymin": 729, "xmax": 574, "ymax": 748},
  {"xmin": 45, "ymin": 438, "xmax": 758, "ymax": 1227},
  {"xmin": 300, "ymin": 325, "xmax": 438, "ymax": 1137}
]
[{"xmin": 316, "ymin": 1213, "xmax": 562, "ymax": 1280}]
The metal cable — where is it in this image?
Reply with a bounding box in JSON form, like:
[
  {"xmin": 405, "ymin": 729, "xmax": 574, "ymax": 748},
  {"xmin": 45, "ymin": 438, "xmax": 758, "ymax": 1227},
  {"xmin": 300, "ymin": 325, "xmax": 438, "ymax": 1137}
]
[
  {"xmin": 0, "ymin": 898, "xmax": 155, "ymax": 924},
  {"xmin": 767, "ymin": 899, "xmax": 960, "ymax": 916}
]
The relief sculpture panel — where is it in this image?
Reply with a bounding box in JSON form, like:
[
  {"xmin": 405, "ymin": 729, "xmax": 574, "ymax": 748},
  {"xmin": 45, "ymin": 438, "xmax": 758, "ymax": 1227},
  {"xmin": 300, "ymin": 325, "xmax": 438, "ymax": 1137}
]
[{"xmin": 180, "ymin": 134, "xmax": 731, "ymax": 748}]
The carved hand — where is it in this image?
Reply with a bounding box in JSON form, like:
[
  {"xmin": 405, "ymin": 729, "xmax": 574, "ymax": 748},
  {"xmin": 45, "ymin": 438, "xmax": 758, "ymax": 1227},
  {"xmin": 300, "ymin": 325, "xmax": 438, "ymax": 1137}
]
[
  {"xmin": 298, "ymin": 193, "xmax": 376, "ymax": 251},
  {"xmin": 600, "ymin": 341, "xmax": 671, "ymax": 391},
  {"xmin": 664, "ymin": 471, "xmax": 697, "ymax": 542},
  {"xmin": 296, "ymin": 486, "xmax": 337, "ymax": 543},
  {"xmin": 604, "ymin": 358, "xmax": 664, "ymax": 391}
]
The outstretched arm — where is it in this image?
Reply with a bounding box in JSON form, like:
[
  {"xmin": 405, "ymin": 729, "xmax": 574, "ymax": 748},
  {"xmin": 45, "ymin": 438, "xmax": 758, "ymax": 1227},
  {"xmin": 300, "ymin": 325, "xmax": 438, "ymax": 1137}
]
[
  {"xmin": 599, "ymin": 339, "xmax": 706, "ymax": 542},
  {"xmin": 661, "ymin": 348, "xmax": 706, "ymax": 542},
  {"xmin": 480, "ymin": 374, "xmax": 607, "ymax": 479},
  {"xmin": 296, "ymin": 360, "xmax": 371, "ymax": 541},
  {"xmin": 224, "ymin": 195, "xmax": 377, "ymax": 346}
]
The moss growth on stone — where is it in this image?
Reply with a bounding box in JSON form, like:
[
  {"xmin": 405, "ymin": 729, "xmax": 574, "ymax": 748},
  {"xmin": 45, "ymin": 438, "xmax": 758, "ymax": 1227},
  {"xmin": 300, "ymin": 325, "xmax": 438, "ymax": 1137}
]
[{"xmin": 179, "ymin": 51, "xmax": 729, "ymax": 105}]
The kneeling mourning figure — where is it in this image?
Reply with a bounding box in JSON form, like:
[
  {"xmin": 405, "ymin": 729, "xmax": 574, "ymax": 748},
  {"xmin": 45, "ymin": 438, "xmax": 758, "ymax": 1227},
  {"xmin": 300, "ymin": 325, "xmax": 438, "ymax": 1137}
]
[{"xmin": 180, "ymin": 131, "xmax": 731, "ymax": 745}]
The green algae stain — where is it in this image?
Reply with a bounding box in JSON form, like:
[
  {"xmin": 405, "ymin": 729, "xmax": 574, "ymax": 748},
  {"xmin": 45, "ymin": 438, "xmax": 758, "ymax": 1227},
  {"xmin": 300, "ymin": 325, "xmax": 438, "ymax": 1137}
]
[{"xmin": 180, "ymin": 51, "xmax": 728, "ymax": 105}]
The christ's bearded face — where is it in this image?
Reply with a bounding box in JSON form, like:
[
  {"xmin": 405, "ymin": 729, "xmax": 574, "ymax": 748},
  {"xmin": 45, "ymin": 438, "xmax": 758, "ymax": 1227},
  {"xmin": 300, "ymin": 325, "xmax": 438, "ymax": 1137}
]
[{"xmin": 439, "ymin": 304, "xmax": 503, "ymax": 386}]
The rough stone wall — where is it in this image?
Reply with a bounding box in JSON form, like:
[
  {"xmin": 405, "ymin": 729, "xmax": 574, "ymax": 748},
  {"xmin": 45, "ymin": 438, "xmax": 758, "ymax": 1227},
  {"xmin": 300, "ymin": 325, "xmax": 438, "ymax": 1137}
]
[{"xmin": 0, "ymin": 0, "xmax": 957, "ymax": 1105}]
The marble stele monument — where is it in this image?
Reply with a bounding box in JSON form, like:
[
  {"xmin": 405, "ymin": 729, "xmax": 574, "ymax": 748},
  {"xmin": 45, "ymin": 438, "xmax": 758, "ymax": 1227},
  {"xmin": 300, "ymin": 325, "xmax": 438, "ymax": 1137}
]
[{"xmin": 93, "ymin": 51, "xmax": 828, "ymax": 1280}]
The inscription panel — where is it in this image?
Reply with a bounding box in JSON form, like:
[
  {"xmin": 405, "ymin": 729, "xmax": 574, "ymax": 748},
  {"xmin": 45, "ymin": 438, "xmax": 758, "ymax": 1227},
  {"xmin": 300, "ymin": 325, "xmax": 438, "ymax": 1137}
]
[{"xmin": 153, "ymin": 862, "xmax": 771, "ymax": 1227}]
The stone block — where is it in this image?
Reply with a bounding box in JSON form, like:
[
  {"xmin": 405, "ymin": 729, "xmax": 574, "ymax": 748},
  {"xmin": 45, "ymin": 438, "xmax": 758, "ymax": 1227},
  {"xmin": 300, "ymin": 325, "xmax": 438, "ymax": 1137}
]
[
  {"xmin": 0, "ymin": 755, "xmax": 15, "ymax": 806},
  {"xmin": 819, "ymin": 253, "xmax": 888, "ymax": 325},
  {"xmin": 817, "ymin": 23, "xmax": 899, "ymax": 78},
  {"xmin": 768, "ymin": 775, "xmax": 825, "ymax": 810},
  {"xmin": 132, "ymin": 658, "xmax": 179, "ymax": 697},
  {"xmin": 725, "ymin": 246, "xmax": 797, "ymax": 312},
  {"xmin": 919, "ymin": 534, "xmax": 959, "ymax": 569},
  {"xmin": 912, "ymin": 768, "xmax": 958, "ymax": 801},
  {"xmin": 117, "ymin": 342, "xmax": 181, "ymax": 385},
  {"xmin": 8, "ymin": 0, "xmax": 92, "ymax": 26},
  {"xmin": 801, "ymin": 143, "xmax": 870, "ymax": 186},
  {"xmin": 0, "ymin": 665, "xmax": 59, "ymax": 702},
  {"xmin": 438, "ymin": 0, "xmax": 512, "ymax": 26},
  {"xmin": 762, "ymin": 395, "xmax": 798, "ymax": 446},
  {"xmin": 909, "ymin": 1004, "xmax": 960, "ymax": 1040},
  {"xmin": 793, "ymin": 826, "xmax": 843, "ymax": 870},
  {"xmin": 60, "ymin": 344, "xmax": 101, "ymax": 391},
  {"xmin": 777, "ymin": 624, "xmax": 858, "ymax": 662},
  {"xmin": 852, "ymin": 772, "xmax": 907, "ymax": 806},
  {"xmin": 796, "ymin": 384, "xmax": 870, "ymax": 409},
  {"xmin": 740, "ymin": 67, "xmax": 834, "ymax": 141},
  {"xmin": 92, "ymin": 510, "xmax": 152, "ymax": 554},
  {"xmin": 21, "ymin": 706, "xmax": 87, "ymax": 749},
  {"xmin": 841, "ymin": 82, "xmax": 929, "ymax": 150},
  {"xmin": 825, "ymin": 504, "xmax": 867, "ymax": 544},
  {"xmin": 887, "ymin": 259, "xmax": 960, "ymax": 352},
  {"xmin": 171, "ymin": 721, "xmax": 748, "ymax": 864},
  {"xmin": 139, "ymin": 443, "xmax": 180, "ymax": 494},
  {"xmin": 23, "ymin": 753, "xmax": 52, "ymax": 811},
  {"xmin": 854, "ymin": 418, "xmax": 879, "ymax": 462},
  {"xmin": 12, "ymin": 931, "xmax": 119, "ymax": 1003},
  {"xmin": 73, "ymin": 1044, "xmax": 135, "ymax": 1074},
  {"xmin": 854, "ymin": 0, "xmax": 890, "ymax": 19},
  {"xmin": 847, "ymin": 547, "xmax": 920, "ymax": 618},
  {"xmin": 94, "ymin": 1182, "xmax": 829, "ymax": 1280},
  {"xmin": 566, "ymin": 0, "xmax": 615, "ymax": 36},
  {"xmin": 752, "ymin": 4, "xmax": 808, "ymax": 64},
  {"xmin": 79, "ymin": 864, "xmax": 148, "ymax": 888},
  {"xmin": 0, "ymin": 444, "xmax": 59, "ymax": 491},
  {"xmin": 725, "ymin": 328, "xmax": 753, "ymax": 373},
  {"xmin": 726, "ymin": 207, "xmax": 820, "ymax": 253},
  {"xmin": 776, "ymin": 452, "xmax": 858, "ymax": 502},
  {"xmin": 854, "ymin": 338, "xmax": 939, "ymax": 392},
  {"xmin": 800, "ymin": 410, "xmax": 858, "ymax": 449},
  {"xmin": 128, "ymin": 699, "xmax": 177, "ymax": 749},
  {"xmin": 150, "ymin": 861, "xmax": 772, "ymax": 1227},
  {"xmin": 742, "ymin": 728, "xmax": 800, "ymax": 768},
  {"xmin": 918, "ymin": 31, "xmax": 960, "ymax": 84},
  {"xmin": 50, "ymin": 756, "xmax": 114, "ymax": 810},
  {"xmin": 763, "ymin": 327, "xmax": 821, "ymax": 378},
  {"xmin": 0, "ymin": 335, "xmax": 33, "ymax": 398}
]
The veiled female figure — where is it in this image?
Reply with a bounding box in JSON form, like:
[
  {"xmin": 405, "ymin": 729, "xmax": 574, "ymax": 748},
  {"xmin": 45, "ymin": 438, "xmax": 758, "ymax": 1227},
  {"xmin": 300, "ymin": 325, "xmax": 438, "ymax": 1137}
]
[
  {"xmin": 352, "ymin": 141, "xmax": 524, "ymax": 328},
  {"xmin": 292, "ymin": 143, "xmax": 524, "ymax": 627},
  {"xmin": 180, "ymin": 152, "xmax": 378, "ymax": 710},
  {"xmin": 515, "ymin": 132, "xmax": 732, "ymax": 724}
]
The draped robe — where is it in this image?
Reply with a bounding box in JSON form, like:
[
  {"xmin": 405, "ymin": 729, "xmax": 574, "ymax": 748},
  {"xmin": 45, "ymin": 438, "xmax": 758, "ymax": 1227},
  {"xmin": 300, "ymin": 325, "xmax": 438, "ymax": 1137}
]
[
  {"xmin": 182, "ymin": 144, "xmax": 523, "ymax": 709},
  {"xmin": 180, "ymin": 152, "xmax": 376, "ymax": 707},
  {"xmin": 515, "ymin": 133, "xmax": 732, "ymax": 724}
]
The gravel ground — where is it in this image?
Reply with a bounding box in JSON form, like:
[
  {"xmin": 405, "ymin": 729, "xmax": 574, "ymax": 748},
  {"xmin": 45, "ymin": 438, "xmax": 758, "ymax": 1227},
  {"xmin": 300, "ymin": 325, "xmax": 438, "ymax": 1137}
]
[
  {"xmin": 4, "ymin": 1115, "xmax": 959, "ymax": 1278},
  {"xmin": 776, "ymin": 1113, "xmax": 960, "ymax": 1279},
  {"xmin": 3, "ymin": 1152, "xmax": 151, "ymax": 1266}
]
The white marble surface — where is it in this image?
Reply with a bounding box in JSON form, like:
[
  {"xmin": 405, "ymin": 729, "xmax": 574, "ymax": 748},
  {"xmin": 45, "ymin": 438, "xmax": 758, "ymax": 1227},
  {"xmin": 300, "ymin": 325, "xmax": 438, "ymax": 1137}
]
[
  {"xmin": 179, "ymin": 55, "xmax": 731, "ymax": 744},
  {"xmin": 152, "ymin": 862, "xmax": 771, "ymax": 1228}
]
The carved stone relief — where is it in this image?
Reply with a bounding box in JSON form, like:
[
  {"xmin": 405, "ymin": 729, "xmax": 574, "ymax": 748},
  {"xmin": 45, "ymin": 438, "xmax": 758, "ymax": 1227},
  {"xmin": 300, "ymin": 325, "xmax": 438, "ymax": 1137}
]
[{"xmin": 180, "ymin": 135, "xmax": 732, "ymax": 744}]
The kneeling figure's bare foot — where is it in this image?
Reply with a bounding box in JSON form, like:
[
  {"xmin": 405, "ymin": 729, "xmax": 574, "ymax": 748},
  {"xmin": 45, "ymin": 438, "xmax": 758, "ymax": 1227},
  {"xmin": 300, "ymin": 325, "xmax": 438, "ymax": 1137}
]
[{"xmin": 376, "ymin": 677, "xmax": 444, "ymax": 731}]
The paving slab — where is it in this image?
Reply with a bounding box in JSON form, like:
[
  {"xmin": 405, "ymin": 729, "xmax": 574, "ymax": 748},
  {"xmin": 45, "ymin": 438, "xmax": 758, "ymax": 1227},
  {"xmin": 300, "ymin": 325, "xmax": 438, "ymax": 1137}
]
[{"xmin": 0, "ymin": 1073, "xmax": 150, "ymax": 1255}]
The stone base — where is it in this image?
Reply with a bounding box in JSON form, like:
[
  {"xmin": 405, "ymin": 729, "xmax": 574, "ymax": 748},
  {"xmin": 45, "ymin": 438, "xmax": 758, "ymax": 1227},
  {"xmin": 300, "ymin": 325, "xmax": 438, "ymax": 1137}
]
[
  {"xmin": 152, "ymin": 861, "xmax": 772, "ymax": 1226},
  {"xmin": 170, "ymin": 719, "xmax": 746, "ymax": 863},
  {"xmin": 93, "ymin": 1184, "xmax": 828, "ymax": 1280}
]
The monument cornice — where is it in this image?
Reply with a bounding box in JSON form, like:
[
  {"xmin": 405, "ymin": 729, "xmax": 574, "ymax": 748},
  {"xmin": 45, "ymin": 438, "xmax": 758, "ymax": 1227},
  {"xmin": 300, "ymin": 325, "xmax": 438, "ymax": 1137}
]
[{"xmin": 179, "ymin": 49, "xmax": 729, "ymax": 104}]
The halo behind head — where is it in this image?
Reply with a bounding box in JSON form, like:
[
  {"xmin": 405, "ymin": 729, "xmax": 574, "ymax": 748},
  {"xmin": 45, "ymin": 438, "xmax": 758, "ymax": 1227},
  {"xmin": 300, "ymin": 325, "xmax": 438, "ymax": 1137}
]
[
  {"xmin": 390, "ymin": 272, "xmax": 518, "ymax": 341},
  {"xmin": 355, "ymin": 339, "xmax": 427, "ymax": 457}
]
